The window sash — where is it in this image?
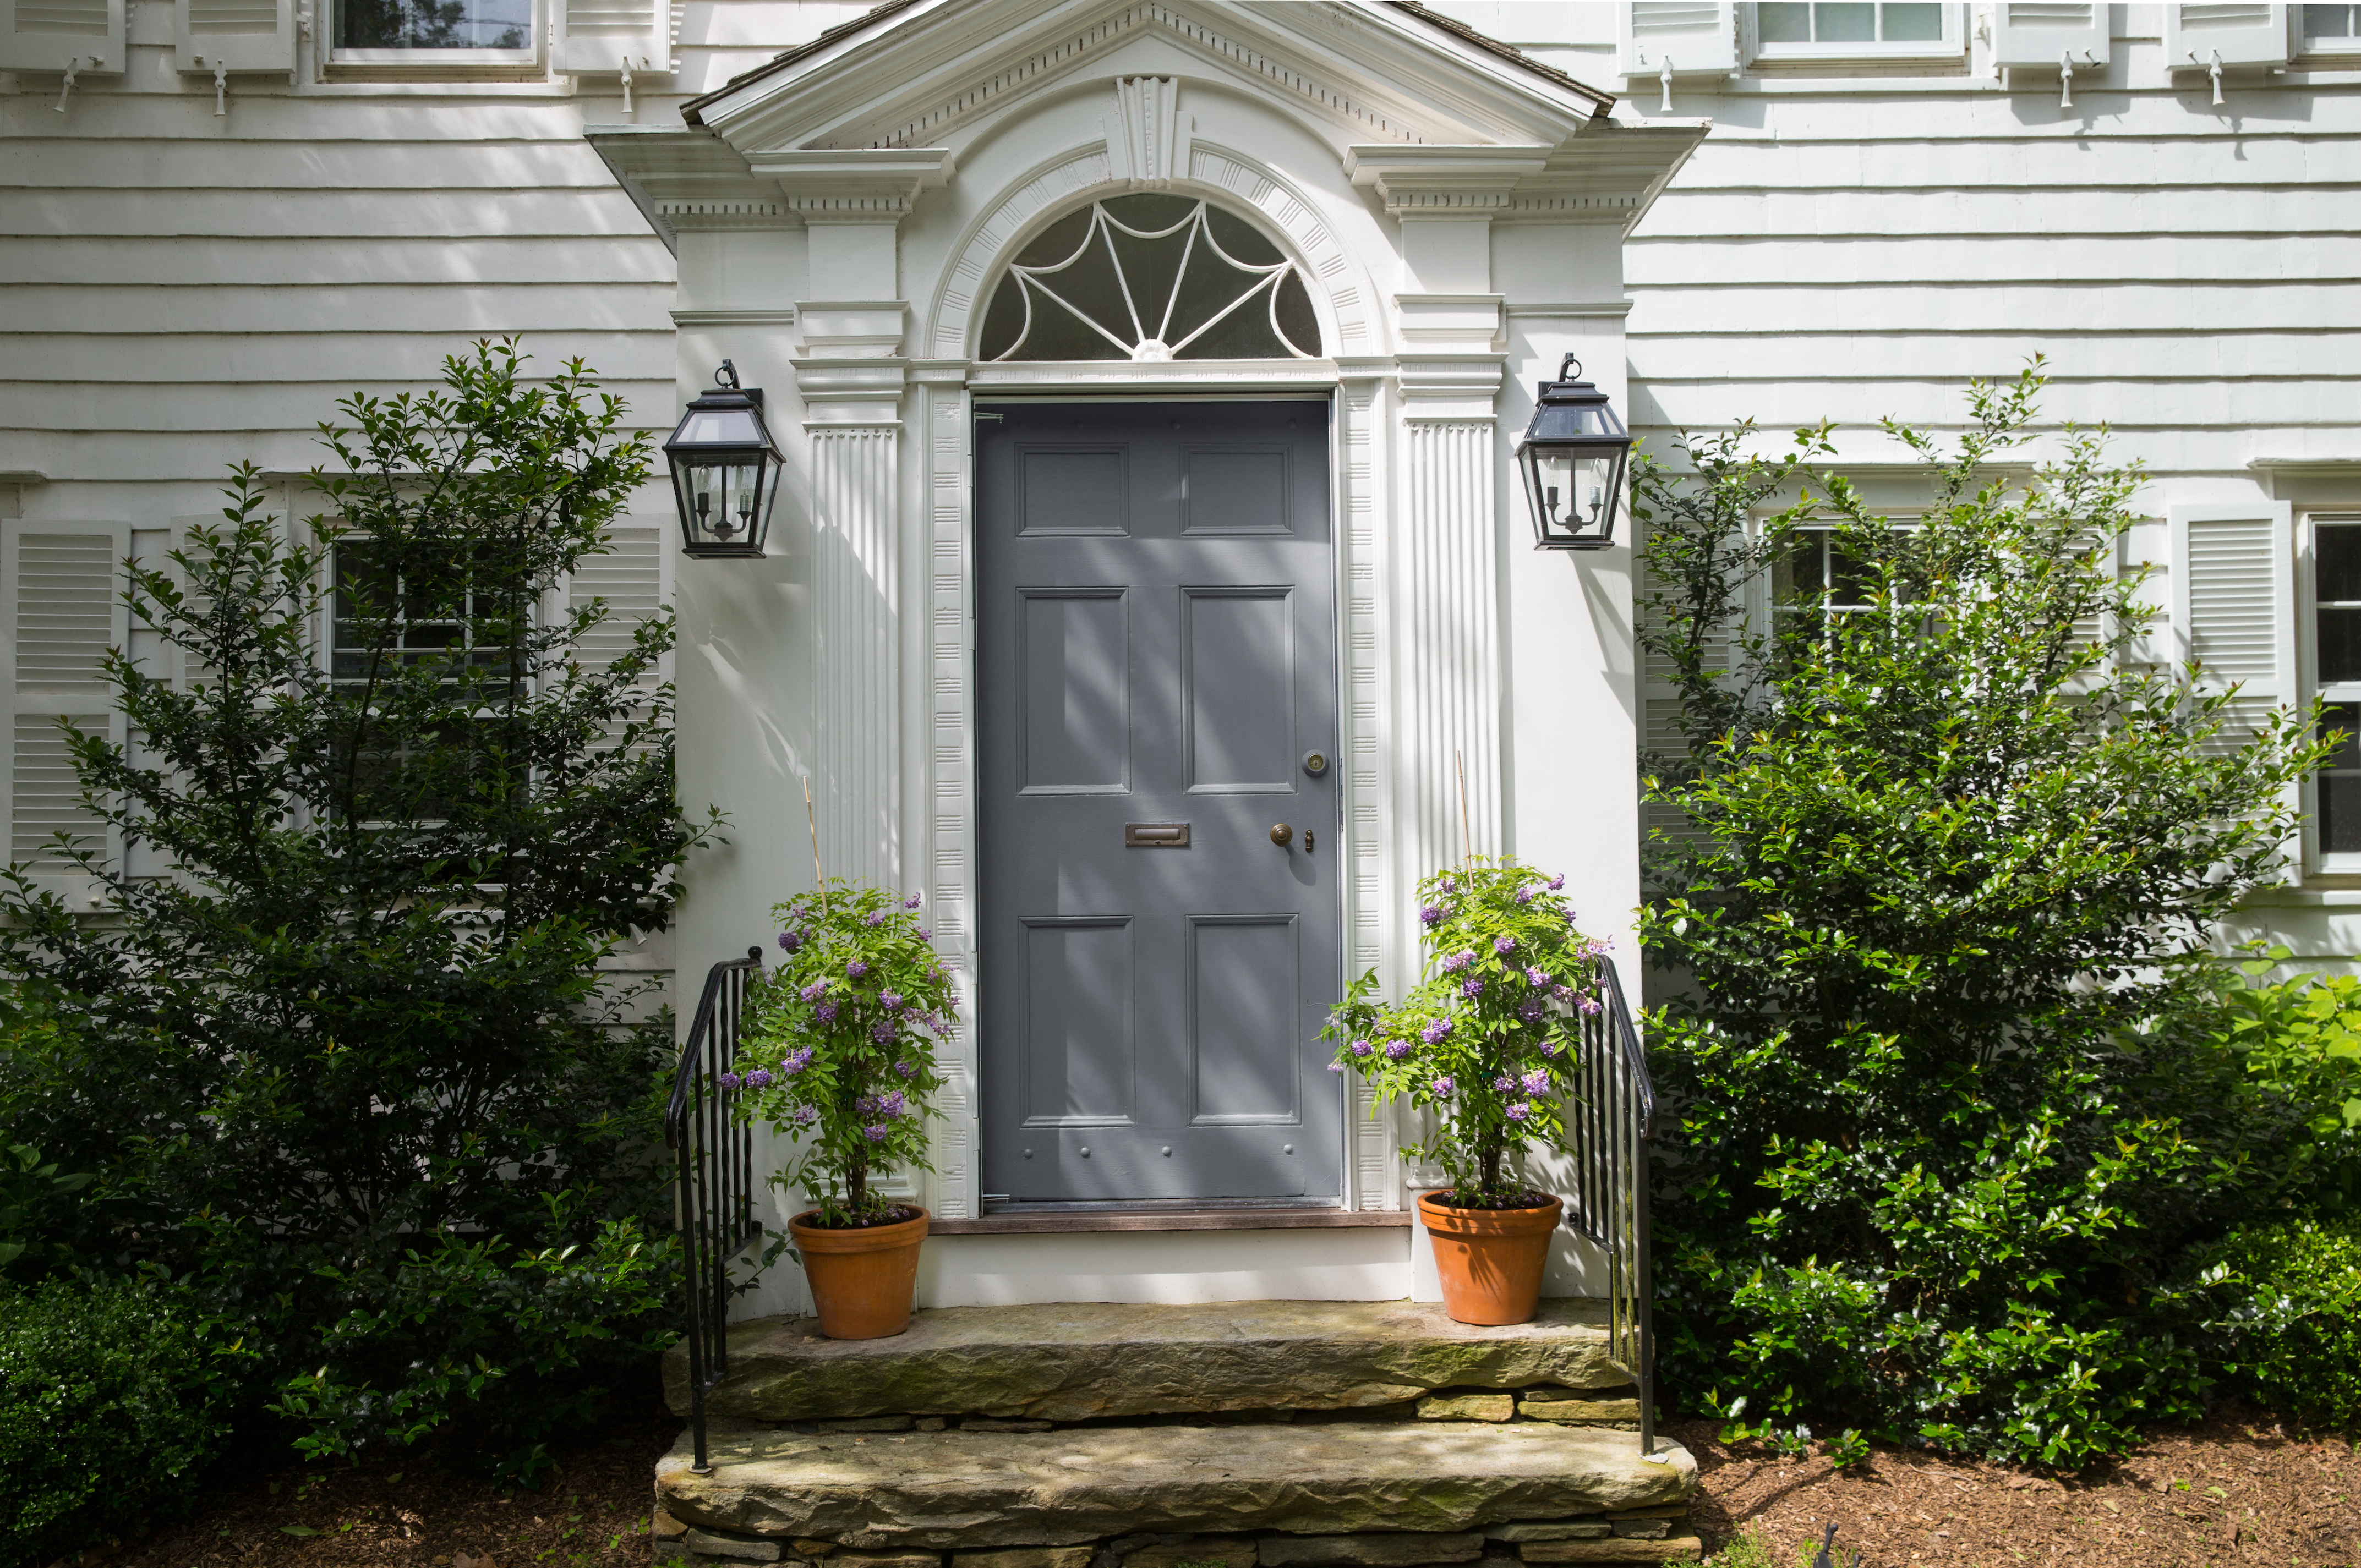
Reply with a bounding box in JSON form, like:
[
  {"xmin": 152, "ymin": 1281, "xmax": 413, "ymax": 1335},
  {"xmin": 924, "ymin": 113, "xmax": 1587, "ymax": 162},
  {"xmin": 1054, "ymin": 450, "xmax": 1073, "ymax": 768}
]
[
  {"xmin": 2300, "ymin": 3, "xmax": 2361, "ymax": 53},
  {"xmin": 328, "ymin": 0, "xmax": 539, "ymax": 63},
  {"xmin": 1749, "ymin": 1, "xmax": 1963, "ymax": 59},
  {"xmin": 2308, "ymin": 513, "xmax": 2361, "ymax": 873}
]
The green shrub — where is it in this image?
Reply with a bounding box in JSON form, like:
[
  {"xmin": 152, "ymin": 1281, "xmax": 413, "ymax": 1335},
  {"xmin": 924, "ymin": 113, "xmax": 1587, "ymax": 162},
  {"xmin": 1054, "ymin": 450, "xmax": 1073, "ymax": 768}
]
[
  {"xmin": 267, "ymin": 1215, "xmax": 675, "ymax": 1483},
  {"xmin": 2213, "ymin": 954, "xmax": 2361, "ymax": 1214},
  {"xmin": 0, "ymin": 342, "xmax": 708, "ymax": 1477},
  {"xmin": 2207, "ymin": 1214, "xmax": 2361, "ymax": 1432},
  {"xmin": 1636, "ymin": 366, "xmax": 2329, "ymax": 1467},
  {"xmin": 0, "ymin": 1276, "xmax": 234, "ymax": 1568}
]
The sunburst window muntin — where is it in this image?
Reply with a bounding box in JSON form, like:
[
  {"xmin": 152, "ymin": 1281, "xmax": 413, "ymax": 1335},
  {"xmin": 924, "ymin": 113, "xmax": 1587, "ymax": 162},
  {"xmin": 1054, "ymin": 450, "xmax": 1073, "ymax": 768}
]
[{"xmin": 979, "ymin": 193, "xmax": 1323, "ymax": 363}]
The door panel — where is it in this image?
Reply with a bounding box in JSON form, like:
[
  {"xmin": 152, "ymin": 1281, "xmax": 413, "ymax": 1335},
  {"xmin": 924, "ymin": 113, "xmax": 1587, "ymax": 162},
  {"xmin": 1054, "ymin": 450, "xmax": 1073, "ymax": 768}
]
[
  {"xmin": 977, "ymin": 400, "xmax": 1340, "ymax": 1204},
  {"xmin": 1189, "ymin": 915, "xmax": 1301, "ymax": 1125},
  {"xmin": 1184, "ymin": 589, "xmax": 1293, "ymax": 792},
  {"xmin": 1019, "ymin": 447, "xmax": 1129, "ymax": 535},
  {"xmin": 1183, "ymin": 448, "xmax": 1292, "ymax": 534},
  {"xmin": 1019, "ymin": 590, "xmax": 1128, "ymax": 793},
  {"xmin": 1021, "ymin": 917, "xmax": 1134, "ymax": 1125}
]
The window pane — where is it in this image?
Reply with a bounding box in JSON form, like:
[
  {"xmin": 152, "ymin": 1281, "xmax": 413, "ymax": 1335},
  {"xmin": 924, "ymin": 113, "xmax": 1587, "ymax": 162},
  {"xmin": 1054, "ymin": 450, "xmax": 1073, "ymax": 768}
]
[
  {"xmin": 1827, "ymin": 542, "xmax": 1873, "ymax": 606},
  {"xmin": 2303, "ymin": 4, "xmax": 2355, "ymax": 39},
  {"xmin": 2320, "ymin": 522, "xmax": 2361, "ymax": 602},
  {"xmin": 338, "ymin": 0, "xmax": 530, "ymax": 48},
  {"xmin": 2323, "ymin": 704, "xmax": 2361, "ymax": 853},
  {"xmin": 1879, "ymin": 2, "xmax": 1944, "ymax": 40},
  {"xmin": 1758, "ymin": 2, "xmax": 1812, "ymax": 41},
  {"xmin": 1777, "ymin": 532, "xmax": 1829, "ymax": 599},
  {"xmin": 1815, "ymin": 3, "xmax": 1877, "ymax": 41},
  {"xmin": 2321, "ymin": 608, "xmax": 2361, "ymax": 686}
]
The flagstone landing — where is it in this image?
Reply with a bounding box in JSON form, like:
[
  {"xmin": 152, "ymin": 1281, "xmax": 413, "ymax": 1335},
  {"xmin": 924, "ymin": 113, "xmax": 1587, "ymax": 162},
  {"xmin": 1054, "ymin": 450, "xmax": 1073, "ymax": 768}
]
[
  {"xmin": 655, "ymin": 1419, "xmax": 1696, "ymax": 1549},
  {"xmin": 664, "ymin": 1298, "xmax": 1636, "ymax": 1426}
]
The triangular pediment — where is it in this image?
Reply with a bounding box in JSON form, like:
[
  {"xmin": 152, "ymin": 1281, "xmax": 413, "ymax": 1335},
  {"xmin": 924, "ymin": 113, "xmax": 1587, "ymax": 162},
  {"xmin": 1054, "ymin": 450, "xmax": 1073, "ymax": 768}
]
[{"xmin": 684, "ymin": 0, "xmax": 1614, "ymax": 162}]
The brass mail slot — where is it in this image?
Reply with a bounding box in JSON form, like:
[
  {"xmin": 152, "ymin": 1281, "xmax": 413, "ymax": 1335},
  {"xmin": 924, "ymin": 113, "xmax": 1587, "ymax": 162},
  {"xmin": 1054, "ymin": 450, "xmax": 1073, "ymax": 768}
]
[{"xmin": 1125, "ymin": 823, "xmax": 1190, "ymax": 847}]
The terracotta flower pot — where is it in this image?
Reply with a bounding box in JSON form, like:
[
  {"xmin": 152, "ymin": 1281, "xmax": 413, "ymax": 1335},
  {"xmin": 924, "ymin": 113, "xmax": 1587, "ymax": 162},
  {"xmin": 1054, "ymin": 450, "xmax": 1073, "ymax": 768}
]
[
  {"xmin": 1419, "ymin": 1191, "xmax": 1564, "ymax": 1326},
  {"xmin": 790, "ymin": 1205, "xmax": 928, "ymax": 1340}
]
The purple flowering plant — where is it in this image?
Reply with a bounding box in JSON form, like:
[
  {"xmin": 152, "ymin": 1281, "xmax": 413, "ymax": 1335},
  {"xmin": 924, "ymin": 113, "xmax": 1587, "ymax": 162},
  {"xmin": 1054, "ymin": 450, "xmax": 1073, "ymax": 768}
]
[
  {"xmin": 733, "ymin": 878, "xmax": 957, "ymax": 1227},
  {"xmin": 1321, "ymin": 856, "xmax": 1599, "ymax": 1206}
]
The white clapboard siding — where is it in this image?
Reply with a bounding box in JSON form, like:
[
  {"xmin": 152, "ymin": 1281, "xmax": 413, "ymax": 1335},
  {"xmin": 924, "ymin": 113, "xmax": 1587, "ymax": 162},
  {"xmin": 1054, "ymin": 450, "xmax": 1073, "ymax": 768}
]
[
  {"xmin": 0, "ymin": 0, "xmax": 123, "ymax": 73},
  {"xmin": 2165, "ymin": 2, "xmax": 2291, "ymax": 68},
  {"xmin": 3, "ymin": 523, "xmax": 127, "ymax": 902},
  {"xmin": 1991, "ymin": 1, "xmax": 2111, "ymax": 67},
  {"xmin": 560, "ymin": 0, "xmax": 671, "ymax": 75},
  {"xmin": 1619, "ymin": 1, "xmax": 1736, "ymax": 76},
  {"xmin": 174, "ymin": 0, "xmax": 296, "ymax": 77}
]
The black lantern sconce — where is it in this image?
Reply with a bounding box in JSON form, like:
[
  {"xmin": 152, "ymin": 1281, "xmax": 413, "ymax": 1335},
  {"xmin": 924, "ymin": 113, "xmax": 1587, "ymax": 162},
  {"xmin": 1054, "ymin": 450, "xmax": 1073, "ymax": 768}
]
[
  {"xmin": 664, "ymin": 361, "xmax": 782, "ymax": 558},
  {"xmin": 1516, "ymin": 355, "xmax": 1634, "ymax": 551}
]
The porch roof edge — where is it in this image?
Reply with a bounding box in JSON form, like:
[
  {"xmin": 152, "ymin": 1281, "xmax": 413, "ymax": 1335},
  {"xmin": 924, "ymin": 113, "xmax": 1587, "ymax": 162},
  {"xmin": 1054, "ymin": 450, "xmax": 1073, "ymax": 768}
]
[{"xmin": 1379, "ymin": 0, "xmax": 1617, "ymax": 119}]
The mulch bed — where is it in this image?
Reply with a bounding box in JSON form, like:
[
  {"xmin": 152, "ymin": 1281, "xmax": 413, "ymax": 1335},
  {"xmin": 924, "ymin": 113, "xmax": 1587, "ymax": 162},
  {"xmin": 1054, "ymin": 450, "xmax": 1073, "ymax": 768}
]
[
  {"xmin": 85, "ymin": 1399, "xmax": 2360, "ymax": 1568},
  {"xmin": 96, "ymin": 1399, "xmax": 674, "ymax": 1568},
  {"xmin": 1670, "ymin": 1407, "xmax": 2361, "ymax": 1566}
]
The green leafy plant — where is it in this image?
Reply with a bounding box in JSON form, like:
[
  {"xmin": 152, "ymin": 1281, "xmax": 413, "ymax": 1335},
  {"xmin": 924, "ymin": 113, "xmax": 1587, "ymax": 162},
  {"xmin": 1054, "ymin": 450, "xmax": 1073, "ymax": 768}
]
[
  {"xmin": 736, "ymin": 881, "xmax": 958, "ymax": 1226},
  {"xmin": 0, "ymin": 341, "xmax": 709, "ymax": 1474},
  {"xmin": 1326, "ymin": 857, "xmax": 1599, "ymax": 1205},
  {"xmin": 2210, "ymin": 949, "xmax": 2361, "ymax": 1213},
  {"xmin": 0, "ymin": 1275, "xmax": 239, "ymax": 1568},
  {"xmin": 0, "ymin": 1142, "xmax": 90, "ymax": 1275},
  {"xmin": 1636, "ymin": 364, "xmax": 2330, "ymax": 1467},
  {"xmin": 2201, "ymin": 1213, "xmax": 2361, "ymax": 1432},
  {"xmin": 1825, "ymin": 1428, "xmax": 1872, "ymax": 1470},
  {"xmin": 267, "ymin": 1211, "xmax": 675, "ymax": 1484}
]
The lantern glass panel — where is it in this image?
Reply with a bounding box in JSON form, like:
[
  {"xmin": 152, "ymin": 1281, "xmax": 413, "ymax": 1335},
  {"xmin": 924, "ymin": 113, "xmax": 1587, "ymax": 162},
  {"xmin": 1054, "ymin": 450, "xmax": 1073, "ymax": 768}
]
[
  {"xmin": 672, "ymin": 405, "xmax": 766, "ymax": 446},
  {"xmin": 671, "ymin": 454, "xmax": 776, "ymax": 554}
]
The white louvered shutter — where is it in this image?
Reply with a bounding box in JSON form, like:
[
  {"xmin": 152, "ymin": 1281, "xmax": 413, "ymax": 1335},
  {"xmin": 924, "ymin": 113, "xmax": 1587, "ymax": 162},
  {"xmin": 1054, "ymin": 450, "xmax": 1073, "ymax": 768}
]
[
  {"xmin": 558, "ymin": 0, "xmax": 669, "ymax": 76},
  {"xmin": 2169, "ymin": 501, "xmax": 2300, "ymax": 876},
  {"xmin": 1618, "ymin": 1, "xmax": 1737, "ymax": 76},
  {"xmin": 1992, "ymin": 2, "xmax": 2111, "ymax": 66},
  {"xmin": 2165, "ymin": 2, "xmax": 2291, "ymax": 68},
  {"xmin": 4, "ymin": 522, "xmax": 127, "ymax": 903},
  {"xmin": 569, "ymin": 520, "xmax": 668, "ymax": 683},
  {"xmin": 174, "ymin": 0, "xmax": 294, "ymax": 76},
  {"xmin": 0, "ymin": 0, "xmax": 123, "ymax": 75}
]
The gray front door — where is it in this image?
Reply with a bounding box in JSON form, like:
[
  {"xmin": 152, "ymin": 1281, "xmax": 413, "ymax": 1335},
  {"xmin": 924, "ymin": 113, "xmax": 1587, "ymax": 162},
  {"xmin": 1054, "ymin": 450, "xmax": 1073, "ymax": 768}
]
[{"xmin": 977, "ymin": 400, "xmax": 1341, "ymax": 1204}]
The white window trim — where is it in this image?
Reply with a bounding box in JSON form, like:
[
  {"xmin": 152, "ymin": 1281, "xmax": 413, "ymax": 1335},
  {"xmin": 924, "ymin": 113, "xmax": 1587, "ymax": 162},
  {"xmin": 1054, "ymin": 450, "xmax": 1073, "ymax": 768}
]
[
  {"xmin": 319, "ymin": 0, "xmax": 546, "ymax": 79},
  {"xmin": 2300, "ymin": 508, "xmax": 2361, "ymax": 876},
  {"xmin": 1743, "ymin": 1, "xmax": 1966, "ymax": 66}
]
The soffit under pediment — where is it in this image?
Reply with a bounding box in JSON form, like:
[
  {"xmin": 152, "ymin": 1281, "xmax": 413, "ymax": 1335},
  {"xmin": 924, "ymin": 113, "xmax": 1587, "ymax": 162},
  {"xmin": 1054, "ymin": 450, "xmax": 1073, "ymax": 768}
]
[{"xmin": 683, "ymin": 0, "xmax": 1613, "ymax": 166}]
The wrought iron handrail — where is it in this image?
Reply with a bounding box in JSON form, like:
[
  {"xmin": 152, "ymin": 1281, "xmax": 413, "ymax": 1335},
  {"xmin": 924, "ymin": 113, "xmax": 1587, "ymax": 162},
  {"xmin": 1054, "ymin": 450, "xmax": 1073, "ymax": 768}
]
[
  {"xmin": 1564, "ymin": 960, "xmax": 1659, "ymax": 1452},
  {"xmin": 665, "ymin": 945, "xmax": 766, "ymax": 1476}
]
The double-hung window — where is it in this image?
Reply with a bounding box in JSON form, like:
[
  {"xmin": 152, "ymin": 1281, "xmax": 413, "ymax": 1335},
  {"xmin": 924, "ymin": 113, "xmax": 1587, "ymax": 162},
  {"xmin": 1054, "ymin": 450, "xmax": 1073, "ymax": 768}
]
[
  {"xmin": 2310, "ymin": 515, "xmax": 2361, "ymax": 871},
  {"xmin": 331, "ymin": 543, "xmax": 526, "ymax": 821},
  {"xmin": 331, "ymin": 0, "xmax": 539, "ymax": 70},
  {"xmin": 1750, "ymin": 1, "xmax": 1963, "ymax": 62}
]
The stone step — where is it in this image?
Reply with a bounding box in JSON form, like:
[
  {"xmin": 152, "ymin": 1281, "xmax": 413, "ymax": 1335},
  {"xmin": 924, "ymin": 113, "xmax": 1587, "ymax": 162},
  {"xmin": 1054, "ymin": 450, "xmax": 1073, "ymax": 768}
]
[
  {"xmin": 668, "ymin": 1298, "xmax": 1633, "ymax": 1423},
  {"xmin": 657, "ymin": 1418, "xmax": 1696, "ymax": 1549}
]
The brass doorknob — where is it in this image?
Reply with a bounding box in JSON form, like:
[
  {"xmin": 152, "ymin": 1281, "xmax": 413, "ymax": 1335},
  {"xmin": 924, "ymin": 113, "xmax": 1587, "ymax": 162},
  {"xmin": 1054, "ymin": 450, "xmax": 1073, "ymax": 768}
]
[{"xmin": 1270, "ymin": 823, "xmax": 1293, "ymax": 847}]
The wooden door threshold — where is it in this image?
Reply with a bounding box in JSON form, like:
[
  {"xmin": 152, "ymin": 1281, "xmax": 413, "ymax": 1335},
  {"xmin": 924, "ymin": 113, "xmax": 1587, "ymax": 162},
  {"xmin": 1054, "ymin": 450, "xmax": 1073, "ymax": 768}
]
[{"xmin": 930, "ymin": 1208, "xmax": 1413, "ymax": 1236}]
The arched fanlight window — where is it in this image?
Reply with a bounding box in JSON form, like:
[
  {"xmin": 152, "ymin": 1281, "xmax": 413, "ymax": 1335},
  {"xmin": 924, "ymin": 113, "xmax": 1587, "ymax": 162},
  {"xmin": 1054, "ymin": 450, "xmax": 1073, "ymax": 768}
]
[{"xmin": 979, "ymin": 193, "xmax": 1322, "ymax": 363}]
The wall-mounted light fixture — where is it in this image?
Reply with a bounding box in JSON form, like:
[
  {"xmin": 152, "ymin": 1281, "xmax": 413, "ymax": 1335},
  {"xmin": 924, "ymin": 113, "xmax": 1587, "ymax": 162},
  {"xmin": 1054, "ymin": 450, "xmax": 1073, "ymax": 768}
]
[
  {"xmin": 664, "ymin": 361, "xmax": 781, "ymax": 558},
  {"xmin": 1515, "ymin": 355, "xmax": 1633, "ymax": 551}
]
